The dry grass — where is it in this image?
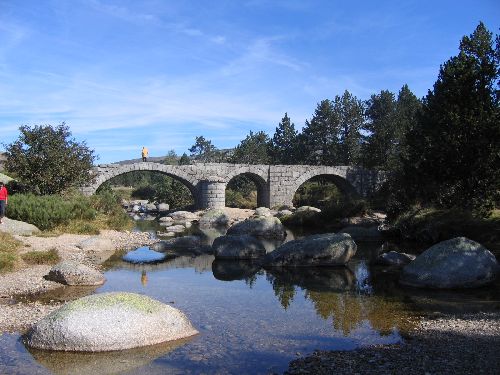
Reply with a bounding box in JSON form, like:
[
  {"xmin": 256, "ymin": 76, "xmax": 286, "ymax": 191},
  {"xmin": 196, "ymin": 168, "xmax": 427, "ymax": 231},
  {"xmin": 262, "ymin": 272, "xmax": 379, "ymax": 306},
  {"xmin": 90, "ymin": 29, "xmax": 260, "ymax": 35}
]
[
  {"xmin": 0, "ymin": 232, "xmax": 22, "ymax": 272},
  {"xmin": 21, "ymin": 248, "xmax": 60, "ymax": 265}
]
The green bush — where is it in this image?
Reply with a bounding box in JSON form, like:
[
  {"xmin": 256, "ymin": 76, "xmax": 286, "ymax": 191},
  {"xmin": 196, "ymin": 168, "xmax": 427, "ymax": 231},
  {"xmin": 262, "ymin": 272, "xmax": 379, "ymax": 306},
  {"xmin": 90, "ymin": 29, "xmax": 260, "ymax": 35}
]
[
  {"xmin": 225, "ymin": 189, "xmax": 257, "ymax": 209},
  {"xmin": 6, "ymin": 194, "xmax": 97, "ymax": 230},
  {"xmin": 131, "ymin": 186, "xmax": 156, "ymax": 201}
]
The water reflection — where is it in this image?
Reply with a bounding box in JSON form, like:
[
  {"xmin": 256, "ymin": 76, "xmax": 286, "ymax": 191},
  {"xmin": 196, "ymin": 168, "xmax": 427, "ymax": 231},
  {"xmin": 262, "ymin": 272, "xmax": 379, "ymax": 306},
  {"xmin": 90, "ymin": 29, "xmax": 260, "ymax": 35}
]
[
  {"xmin": 122, "ymin": 246, "xmax": 167, "ymax": 264},
  {"xmin": 211, "ymin": 260, "xmax": 261, "ymax": 283},
  {"xmin": 266, "ymin": 264, "xmax": 416, "ymax": 337},
  {"xmin": 27, "ymin": 337, "xmax": 195, "ymax": 375}
]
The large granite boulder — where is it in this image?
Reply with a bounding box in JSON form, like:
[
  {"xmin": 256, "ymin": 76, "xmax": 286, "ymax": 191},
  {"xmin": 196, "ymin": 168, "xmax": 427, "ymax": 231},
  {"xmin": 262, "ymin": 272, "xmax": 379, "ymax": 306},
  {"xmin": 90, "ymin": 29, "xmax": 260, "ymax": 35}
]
[
  {"xmin": 199, "ymin": 209, "xmax": 230, "ymax": 227},
  {"xmin": 212, "ymin": 235, "xmax": 266, "ymax": 259},
  {"xmin": 281, "ymin": 206, "xmax": 322, "ymax": 227},
  {"xmin": 376, "ymin": 251, "xmax": 416, "ymax": 267},
  {"xmin": 227, "ymin": 217, "xmax": 286, "ymax": 239},
  {"xmin": 400, "ymin": 237, "xmax": 499, "ymax": 288},
  {"xmin": 46, "ymin": 261, "xmax": 106, "ymax": 286},
  {"xmin": 24, "ymin": 292, "xmax": 198, "ymax": 351},
  {"xmin": 263, "ymin": 233, "xmax": 356, "ymax": 267},
  {"xmin": 0, "ymin": 217, "xmax": 40, "ymax": 236},
  {"xmin": 77, "ymin": 237, "xmax": 115, "ymax": 252}
]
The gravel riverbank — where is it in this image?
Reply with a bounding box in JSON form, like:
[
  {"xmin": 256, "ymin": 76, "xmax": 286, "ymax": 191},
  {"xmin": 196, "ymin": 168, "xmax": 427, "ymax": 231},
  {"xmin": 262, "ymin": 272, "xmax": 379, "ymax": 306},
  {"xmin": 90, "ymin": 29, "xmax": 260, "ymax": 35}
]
[
  {"xmin": 285, "ymin": 312, "xmax": 500, "ymax": 375},
  {"xmin": 0, "ymin": 230, "xmax": 154, "ymax": 333}
]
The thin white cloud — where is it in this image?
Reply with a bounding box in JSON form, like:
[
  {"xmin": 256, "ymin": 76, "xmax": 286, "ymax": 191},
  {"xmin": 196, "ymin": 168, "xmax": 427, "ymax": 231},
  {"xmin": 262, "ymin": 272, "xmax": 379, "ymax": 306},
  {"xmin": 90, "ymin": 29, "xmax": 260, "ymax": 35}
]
[{"xmin": 221, "ymin": 37, "xmax": 305, "ymax": 76}]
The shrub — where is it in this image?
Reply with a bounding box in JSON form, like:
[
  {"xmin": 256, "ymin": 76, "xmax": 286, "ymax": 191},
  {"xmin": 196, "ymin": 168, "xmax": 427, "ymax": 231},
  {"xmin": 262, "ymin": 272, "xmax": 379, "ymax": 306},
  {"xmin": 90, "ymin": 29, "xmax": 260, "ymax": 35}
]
[
  {"xmin": 225, "ymin": 189, "xmax": 257, "ymax": 209},
  {"xmin": 131, "ymin": 186, "xmax": 156, "ymax": 201},
  {"xmin": 21, "ymin": 248, "xmax": 60, "ymax": 265},
  {"xmin": 7, "ymin": 194, "xmax": 97, "ymax": 230}
]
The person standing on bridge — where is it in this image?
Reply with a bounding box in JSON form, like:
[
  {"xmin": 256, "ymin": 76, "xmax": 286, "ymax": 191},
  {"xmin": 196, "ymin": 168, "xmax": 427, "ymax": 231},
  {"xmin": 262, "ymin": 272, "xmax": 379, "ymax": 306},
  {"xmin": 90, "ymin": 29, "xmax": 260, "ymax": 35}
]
[
  {"xmin": 141, "ymin": 146, "xmax": 149, "ymax": 162},
  {"xmin": 0, "ymin": 182, "xmax": 8, "ymax": 225}
]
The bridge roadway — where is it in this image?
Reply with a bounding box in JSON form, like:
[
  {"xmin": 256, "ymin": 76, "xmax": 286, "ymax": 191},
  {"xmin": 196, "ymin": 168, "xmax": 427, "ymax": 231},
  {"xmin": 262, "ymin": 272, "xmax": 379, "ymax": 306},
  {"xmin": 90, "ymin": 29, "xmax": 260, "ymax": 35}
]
[{"xmin": 80, "ymin": 162, "xmax": 385, "ymax": 209}]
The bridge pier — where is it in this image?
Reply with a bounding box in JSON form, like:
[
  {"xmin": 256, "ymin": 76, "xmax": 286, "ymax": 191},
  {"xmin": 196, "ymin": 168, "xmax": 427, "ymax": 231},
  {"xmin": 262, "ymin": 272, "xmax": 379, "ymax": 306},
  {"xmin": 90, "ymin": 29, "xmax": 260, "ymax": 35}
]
[{"xmin": 199, "ymin": 178, "xmax": 226, "ymax": 209}]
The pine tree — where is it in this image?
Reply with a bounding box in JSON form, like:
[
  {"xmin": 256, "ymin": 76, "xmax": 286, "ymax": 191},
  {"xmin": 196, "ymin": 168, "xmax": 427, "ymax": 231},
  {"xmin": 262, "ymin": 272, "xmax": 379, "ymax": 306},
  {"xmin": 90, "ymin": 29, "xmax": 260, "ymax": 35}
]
[
  {"xmin": 301, "ymin": 99, "xmax": 340, "ymax": 165},
  {"xmin": 230, "ymin": 131, "xmax": 271, "ymax": 164},
  {"xmin": 402, "ymin": 22, "xmax": 499, "ymax": 215},
  {"xmin": 270, "ymin": 113, "xmax": 299, "ymax": 164},
  {"xmin": 363, "ymin": 90, "xmax": 397, "ymax": 168},
  {"xmin": 335, "ymin": 91, "xmax": 364, "ymax": 165}
]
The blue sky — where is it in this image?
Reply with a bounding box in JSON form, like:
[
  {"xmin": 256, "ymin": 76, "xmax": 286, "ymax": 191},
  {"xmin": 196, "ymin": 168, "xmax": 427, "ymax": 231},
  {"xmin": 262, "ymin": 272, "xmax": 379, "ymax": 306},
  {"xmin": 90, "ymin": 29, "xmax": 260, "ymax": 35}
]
[{"xmin": 1, "ymin": 0, "xmax": 498, "ymax": 163}]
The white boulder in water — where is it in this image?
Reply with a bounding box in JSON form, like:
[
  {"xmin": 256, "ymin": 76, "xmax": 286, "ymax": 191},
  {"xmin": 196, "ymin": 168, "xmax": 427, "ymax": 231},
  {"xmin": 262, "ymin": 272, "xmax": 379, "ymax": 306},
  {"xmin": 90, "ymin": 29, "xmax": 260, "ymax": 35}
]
[{"xmin": 24, "ymin": 292, "xmax": 198, "ymax": 351}]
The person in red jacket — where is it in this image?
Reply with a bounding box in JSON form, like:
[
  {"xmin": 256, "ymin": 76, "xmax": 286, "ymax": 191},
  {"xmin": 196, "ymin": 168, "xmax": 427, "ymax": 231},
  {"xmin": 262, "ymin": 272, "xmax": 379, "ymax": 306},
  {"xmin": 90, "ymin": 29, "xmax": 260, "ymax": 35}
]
[{"xmin": 0, "ymin": 182, "xmax": 7, "ymax": 224}]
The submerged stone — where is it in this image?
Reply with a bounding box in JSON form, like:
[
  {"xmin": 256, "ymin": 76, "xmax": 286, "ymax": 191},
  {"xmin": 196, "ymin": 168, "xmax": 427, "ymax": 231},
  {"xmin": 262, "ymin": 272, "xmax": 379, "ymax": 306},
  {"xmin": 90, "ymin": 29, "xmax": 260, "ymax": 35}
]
[{"xmin": 24, "ymin": 292, "xmax": 198, "ymax": 351}]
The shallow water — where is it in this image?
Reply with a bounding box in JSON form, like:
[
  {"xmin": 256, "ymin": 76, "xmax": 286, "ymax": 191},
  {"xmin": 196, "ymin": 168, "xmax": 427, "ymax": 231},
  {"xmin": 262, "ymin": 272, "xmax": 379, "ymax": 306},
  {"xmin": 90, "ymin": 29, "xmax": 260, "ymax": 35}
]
[{"xmin": 1, "ymin": 224, "xmax": 499, "ymax": 375}]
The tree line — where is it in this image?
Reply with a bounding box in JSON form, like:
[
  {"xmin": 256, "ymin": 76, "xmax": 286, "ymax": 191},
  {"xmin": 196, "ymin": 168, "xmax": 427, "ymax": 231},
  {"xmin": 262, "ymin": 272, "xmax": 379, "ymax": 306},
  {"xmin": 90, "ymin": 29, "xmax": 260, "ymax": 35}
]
[
  {"xmin": 3, "ymin": 22, "xmax": 498, "ymax": 217},
  {"xmin": 181, "ymin": 22, "xmax": 499, "ymax": 217}
]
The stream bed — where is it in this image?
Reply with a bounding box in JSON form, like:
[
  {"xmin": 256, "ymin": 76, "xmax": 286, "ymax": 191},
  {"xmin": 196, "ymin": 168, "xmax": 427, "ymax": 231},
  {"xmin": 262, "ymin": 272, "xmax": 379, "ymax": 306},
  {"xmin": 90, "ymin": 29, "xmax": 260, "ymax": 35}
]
[{"xmin": 1, "ymin": 223, "xmax": 499, "ymax": 375}]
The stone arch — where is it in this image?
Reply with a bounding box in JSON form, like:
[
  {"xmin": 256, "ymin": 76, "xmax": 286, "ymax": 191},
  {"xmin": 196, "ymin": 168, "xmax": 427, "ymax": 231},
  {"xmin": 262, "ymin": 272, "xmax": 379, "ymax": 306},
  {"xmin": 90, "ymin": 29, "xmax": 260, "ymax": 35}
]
[
  {"xmin": 288, "ymin": 168, "xmax": 359, "ymax": 207},
  {"xmin": 225, "ymin": 166, "xmax": 270, "ymax": 208},
  {"xmin": 86, "ymin": 163, "xmax": 200, "ymax": 200}
]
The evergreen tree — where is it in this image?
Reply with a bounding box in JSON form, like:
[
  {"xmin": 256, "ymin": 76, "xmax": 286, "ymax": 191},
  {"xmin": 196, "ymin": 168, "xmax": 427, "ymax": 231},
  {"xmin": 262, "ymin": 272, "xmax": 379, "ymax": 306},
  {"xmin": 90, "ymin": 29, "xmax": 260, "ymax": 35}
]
[
  {"xmin": 390, "ymin": 84, "xmax": 421, "ymax": 170},
  {"xmin": 189, "ymin": 136, "xmax": 221, "ymax": 162},
  {"xmin": 335, "ymin": 91, "xmax": 364, "ymax": 165},
  {"xmin": 270, "ymin": 113, "xmax": 299, "ymax": 164},
  {"xmin": 363, "ymin": 90, "xmax": 397, "ymax": 168},
  {"xmin": 399, "ymin": 22, "xmax": 500, "ymax": 216},
  {"xmin": 178, "ymin": 153, "xmax": 191, "ymax": 165},
  {"xmin": 301, "ymin": 99, "xmax": 340, "ymax": 165},
  {"xmin": 230, "ymin": 130, "xmax": 271, "ymax": 164},
  {"xmin": 163, "ymin": 149, "xmax": 178, "ymax": 165}
]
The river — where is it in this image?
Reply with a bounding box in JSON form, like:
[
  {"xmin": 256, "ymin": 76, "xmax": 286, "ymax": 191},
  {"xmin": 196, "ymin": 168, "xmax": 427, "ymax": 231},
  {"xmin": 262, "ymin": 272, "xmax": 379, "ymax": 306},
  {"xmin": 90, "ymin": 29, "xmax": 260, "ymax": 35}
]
[{"xmin": 1, "ymin": 221, "xmax": 499, "ymax": 375}]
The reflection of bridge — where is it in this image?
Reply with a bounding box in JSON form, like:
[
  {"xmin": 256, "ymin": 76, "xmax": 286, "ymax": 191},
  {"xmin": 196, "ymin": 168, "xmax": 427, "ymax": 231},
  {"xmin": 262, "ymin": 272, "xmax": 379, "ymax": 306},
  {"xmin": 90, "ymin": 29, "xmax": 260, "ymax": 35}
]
[{"xmin": 80, "ymin": 162, "xmax": 385, "ymax": 209}]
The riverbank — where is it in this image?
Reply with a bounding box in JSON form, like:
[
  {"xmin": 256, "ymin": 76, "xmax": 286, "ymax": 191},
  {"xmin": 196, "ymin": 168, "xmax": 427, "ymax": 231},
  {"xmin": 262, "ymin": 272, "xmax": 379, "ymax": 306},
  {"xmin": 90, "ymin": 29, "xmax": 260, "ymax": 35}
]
[
  {"xmin": 285, "ymin": 311, "xmax": 500, "ymax": 374},
  {"xmin": 0, "ymin": 229, "xmax": 153, "ymax": 332}
]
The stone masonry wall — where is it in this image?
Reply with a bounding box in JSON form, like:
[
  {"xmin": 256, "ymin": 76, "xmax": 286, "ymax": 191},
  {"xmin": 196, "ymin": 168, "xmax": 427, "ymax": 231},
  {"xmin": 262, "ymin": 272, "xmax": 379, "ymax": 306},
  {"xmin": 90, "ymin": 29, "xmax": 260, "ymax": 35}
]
[{"xmin": 81, "ymin": 162, "xmax": 385, "ymax": 209}]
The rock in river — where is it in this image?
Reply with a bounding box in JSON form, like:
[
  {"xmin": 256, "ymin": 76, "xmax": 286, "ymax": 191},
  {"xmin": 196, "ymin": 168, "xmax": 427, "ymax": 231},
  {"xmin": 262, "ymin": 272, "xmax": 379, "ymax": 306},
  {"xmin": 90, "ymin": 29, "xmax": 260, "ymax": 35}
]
[
  {"xmin": 77, "ymin": 237, "xmax": 115, "ymax": 252},
  {"xmin": 24, "ymin": 292, "xmax": 198, "ymax": 351},
  {"xmin": 227, "ymin": 216, "xmax": 286, "ymax": 239},
  {"xmin": 400, "ymin": 237, "xmax": 499, "ymax": 288},
  {"xmin": 212, "ymin": 234, "xmax": 266, "ymax": 259},
  {"xmin": 264, "ymin": 233, "xmax": 356, "ymax": 267},
  {"xmin": 376, "ymin": 251, "xmax": 416, "ymax": 267},
  {"xmin": 199, "ymin": 209, "xmax": 230, "ymax": 227},
  {"xmin": 46, "ymin": 261, "xmax": 106, "ymax": 286}
]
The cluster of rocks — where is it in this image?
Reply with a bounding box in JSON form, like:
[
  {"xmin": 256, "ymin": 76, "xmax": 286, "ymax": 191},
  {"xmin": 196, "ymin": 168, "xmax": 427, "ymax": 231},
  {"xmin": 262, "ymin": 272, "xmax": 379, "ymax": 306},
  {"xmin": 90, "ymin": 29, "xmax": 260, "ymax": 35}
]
[
  {"xmin": 156, "ymin": 210, "xmax": 200, "ymax": 236},
  {"xmin": 122, "ymin": 199, "xmax": 170, "ymax": 221}
]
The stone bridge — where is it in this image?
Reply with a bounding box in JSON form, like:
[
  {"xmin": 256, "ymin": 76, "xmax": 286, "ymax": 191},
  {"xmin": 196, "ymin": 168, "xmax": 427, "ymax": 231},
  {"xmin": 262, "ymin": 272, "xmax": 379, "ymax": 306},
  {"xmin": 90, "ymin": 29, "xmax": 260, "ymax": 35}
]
[{"xmin": 80, "ymin": 162, "xmax": 385, "ymax": 209}]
